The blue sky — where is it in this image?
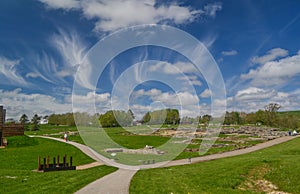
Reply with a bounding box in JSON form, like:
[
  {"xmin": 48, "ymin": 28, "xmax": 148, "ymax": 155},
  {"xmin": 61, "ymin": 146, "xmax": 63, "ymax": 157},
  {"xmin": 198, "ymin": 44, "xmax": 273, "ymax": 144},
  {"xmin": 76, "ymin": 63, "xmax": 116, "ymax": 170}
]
[{"xmin": 1, "ymin": 0, "xmax": 300, "ymax": 120}]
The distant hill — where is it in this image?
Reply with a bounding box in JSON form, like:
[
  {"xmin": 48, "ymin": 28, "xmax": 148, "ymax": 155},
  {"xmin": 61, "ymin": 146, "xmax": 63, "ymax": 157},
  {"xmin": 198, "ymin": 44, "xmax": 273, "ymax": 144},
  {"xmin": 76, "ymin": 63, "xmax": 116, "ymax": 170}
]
[{"xmin": 278, "ymin": 110, "xmax": 300, "ymax": 116}]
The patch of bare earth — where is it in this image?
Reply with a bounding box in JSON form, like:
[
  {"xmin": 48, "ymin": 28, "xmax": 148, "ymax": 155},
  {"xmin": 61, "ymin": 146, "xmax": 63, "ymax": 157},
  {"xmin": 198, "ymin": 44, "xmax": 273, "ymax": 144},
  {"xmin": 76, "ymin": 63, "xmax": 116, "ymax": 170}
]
[{"xmin": 238, "ymin": 164, "xmax": 290, "ymax": 194}]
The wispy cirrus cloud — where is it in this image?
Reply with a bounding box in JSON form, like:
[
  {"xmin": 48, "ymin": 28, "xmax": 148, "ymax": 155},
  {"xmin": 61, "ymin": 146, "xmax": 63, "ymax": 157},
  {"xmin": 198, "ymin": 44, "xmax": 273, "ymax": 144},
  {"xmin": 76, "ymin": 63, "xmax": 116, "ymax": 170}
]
[
  {"xmin": 0, "ymin": 56, "xmax": 27, "ymax": 86},
  {"xmin": 221, "ymin": 50, "xmax": 238, "ymax": 56},
  {"xmin": 148, "ymin": 61, "xmax": 195, "ymax": 74},
  {"xmin": 50, "ymin": 29, "xmax": 88, "ymax": 78},
  {"xmin": 23, "ymin": 28, "xmax": 88, "ymax": 88}
]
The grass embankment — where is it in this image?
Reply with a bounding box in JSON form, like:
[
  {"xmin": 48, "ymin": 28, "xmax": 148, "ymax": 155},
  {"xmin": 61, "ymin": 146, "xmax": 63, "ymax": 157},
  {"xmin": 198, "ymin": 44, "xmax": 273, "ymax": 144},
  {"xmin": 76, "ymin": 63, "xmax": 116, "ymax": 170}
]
[
  {"xmin": 0, "ymin": 136, "xmax": 117, "ymax": 194},
  {"xmin": 130, "ymin": 137, "xmax": 300, "ymax": 194}
]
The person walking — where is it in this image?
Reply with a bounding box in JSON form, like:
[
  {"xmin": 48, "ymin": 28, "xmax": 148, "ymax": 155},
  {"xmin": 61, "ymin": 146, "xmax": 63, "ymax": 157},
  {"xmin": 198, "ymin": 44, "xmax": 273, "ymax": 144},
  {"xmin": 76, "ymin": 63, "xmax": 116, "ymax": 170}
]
[{"xmin": 64, "ymin": 132, "xmax": 68, "ymax": 142}]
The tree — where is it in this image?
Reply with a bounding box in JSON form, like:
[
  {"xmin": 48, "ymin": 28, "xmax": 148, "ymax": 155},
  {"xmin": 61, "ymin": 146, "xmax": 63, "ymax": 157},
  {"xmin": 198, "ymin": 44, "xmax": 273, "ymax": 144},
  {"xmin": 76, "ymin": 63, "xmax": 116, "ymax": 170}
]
[
  {"xmin": 31, "ymin": 114, "xmax": 41, "ymax": 131},
  {"xmin": 142, "ymin": 112, "xmax": 151, "ymax": 124},
  {"xmin": 265, "ymin": 103, "xmax": 281, "ymax": 126},
  {"xmin": 128, "ymin": 109, "xmax": 135, "ymax": 120},
  {"xmin": 141, "ymin": 109, "xmax": 180, "ymax": 125},
  {"xmin": 99, "ymin": 110, "xmax": 133, "ymax": 127},
  {"xmin": 265, "ymin": 103, "xmax": 281, "ymax": 113},
  {"xmin": 19, "ymin": 114, "xmax": 29, "ymax": 124}
]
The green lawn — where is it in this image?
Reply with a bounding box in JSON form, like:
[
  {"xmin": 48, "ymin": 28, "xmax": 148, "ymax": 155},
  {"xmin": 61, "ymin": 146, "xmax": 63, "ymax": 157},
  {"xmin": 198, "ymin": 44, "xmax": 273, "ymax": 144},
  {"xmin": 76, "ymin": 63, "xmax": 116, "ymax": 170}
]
[
  {"xmin": 25, "ymin": 124, "xmax": 85, "ymax": 144},
  {"xmin": 0, "ymin": 136, "xmax": 117, "ymax": 193},
  {"xmin": 130, "ymin": 137, "xmax": 300, "ymax": 194},
  {"xmin": 104, "ymin": 127, "xmax": 170, "ymax": 149},
  {"xmin": 25, "ymin": 124, "xmax": 77, "ymax": 136}
]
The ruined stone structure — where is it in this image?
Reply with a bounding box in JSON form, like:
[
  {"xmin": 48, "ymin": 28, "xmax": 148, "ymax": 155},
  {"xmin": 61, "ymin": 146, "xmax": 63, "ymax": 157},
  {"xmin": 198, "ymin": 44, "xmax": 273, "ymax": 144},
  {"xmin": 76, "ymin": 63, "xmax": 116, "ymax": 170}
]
[{"xmin": 0, "ymin": 106, "xmax": 24, "ymax": 146}]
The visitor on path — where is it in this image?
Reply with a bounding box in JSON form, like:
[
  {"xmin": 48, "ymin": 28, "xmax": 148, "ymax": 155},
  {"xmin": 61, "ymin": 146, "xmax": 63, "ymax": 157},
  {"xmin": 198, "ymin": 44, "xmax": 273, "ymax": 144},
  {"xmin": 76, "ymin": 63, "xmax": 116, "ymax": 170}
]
[{"xmin": 64, "ymin": 132, "xmax": 68, "ymax": 142}]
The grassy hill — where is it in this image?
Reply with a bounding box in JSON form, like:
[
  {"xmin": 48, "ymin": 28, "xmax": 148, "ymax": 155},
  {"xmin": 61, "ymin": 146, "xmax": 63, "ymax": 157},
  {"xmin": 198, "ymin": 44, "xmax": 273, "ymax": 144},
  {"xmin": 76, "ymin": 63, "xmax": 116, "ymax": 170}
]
[
  {"xmin": 130, "ymin": 137, "xmax": 300, "ymax": 193},
  {"xmin": 0, "ymin": 136, "xmax": 117, "ymax": 193}
]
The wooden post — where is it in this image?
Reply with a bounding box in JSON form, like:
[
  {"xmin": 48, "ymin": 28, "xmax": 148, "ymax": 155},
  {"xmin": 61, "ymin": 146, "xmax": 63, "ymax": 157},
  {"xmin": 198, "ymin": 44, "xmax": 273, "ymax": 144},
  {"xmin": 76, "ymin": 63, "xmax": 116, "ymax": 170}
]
[
  {"xmin": 43, "ymin": 158, "xmax": 46, "ymax": 170},
  {"xmin": 70, "ymin": 156, "xmax": 73, "ymax": 167},
  {"xmin": 38, "ymin": 156, "xmax": 41, "ymax": 170},
  {"xmin": 47, "ymin": 156, "xmax": 50, "ymax": 168},
  {"xmin": 53, "ymin": 157, "xmax": 56, "ymax": 167},
  {"xmin": 63, "ymin": 154, "xmax": 66, "ymax": 167}
]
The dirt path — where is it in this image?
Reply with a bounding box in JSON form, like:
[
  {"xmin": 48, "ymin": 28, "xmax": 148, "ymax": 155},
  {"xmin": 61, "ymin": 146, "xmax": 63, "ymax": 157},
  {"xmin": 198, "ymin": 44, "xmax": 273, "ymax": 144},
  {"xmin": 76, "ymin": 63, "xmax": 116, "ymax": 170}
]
[
  {"xmin": 76, "ymin": 161, "xmax": 103, "ymax": 170},
  {"xmin": 30, "ymin": 135, "xmax": 298, "ymax": 194}
]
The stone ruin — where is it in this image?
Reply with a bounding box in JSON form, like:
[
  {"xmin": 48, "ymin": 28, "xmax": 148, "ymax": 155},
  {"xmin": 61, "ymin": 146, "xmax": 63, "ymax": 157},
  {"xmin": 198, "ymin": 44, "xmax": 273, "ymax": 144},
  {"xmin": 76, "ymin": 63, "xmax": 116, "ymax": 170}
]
[
  {"xmin": 105, "ymin": 145, "xmax": 165, "ymax": 155},
  {"xmin": 221, "ymin": 126, "xmax": 288, "ymax": 140},
  {"xmin": 0, "ymin": 106, "xmax": 24, "ymax": 146}
]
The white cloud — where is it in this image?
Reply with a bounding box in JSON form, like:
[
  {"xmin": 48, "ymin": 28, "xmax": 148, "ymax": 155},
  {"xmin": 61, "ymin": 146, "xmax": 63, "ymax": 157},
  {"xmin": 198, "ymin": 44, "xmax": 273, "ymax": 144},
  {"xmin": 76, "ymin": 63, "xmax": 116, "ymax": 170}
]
[
  {"xmin": 200, "ymin": 89, "xmax": 211, "ymax": 98},
  {"xmin": 0, "ymin": 56, "xmax": 27, "ymax": 85},
  {"xmin": 0, "ymin": 88, "xmax": 71, "ymax": 119},
  {"xmin": 177, "ymin": 75, "xmax": 202, "ymax": 86},
  {"xmin": 221, "ymin": 50, "xmax": 238, "ymax": 56},
  {"xmin": 226, "ymin": 86, "xmax": 300, "ymax": 113},
  {"xmin": 134, "ymin": 89, "xmax": 199, "ymax": 106},
  {"xmin": 70, "ymin": 91, "xmax": 111, "ymax": 114},
  {"xmin": 241, "ymin": 50, "xmax": 300, "ymax": 86},
  {"xmin": 235, "ymin": 87, "xmax": 275, "ymax": 101},
  {"xmin": 134, "ymin": 88, "xmax": 162, "ymax": 97},
  {"xmin": 39, "ymin": 0, "xmax": 222, "ymax": 32},
  {"xmin": 70, "ymin": 91, "xmax": 110, "ymax": 104},
  {"xmin": 251, "ymin": 48, "xmax": 288, "ymax": 65},
  {"xmin": 39, "ymin": 0, "xmax": 80, "ymax": 10}
]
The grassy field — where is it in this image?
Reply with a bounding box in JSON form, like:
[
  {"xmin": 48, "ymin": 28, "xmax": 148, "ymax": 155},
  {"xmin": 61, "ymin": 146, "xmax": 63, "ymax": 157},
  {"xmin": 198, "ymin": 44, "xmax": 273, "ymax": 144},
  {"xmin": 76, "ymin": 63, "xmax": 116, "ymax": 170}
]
[
  {"xmin": 130, "ymin": 137, "xmax": 300, "ymax": 194},
  {"xmin": 25, "ymin": 124, "xmax": 85, "ymax": 144},
  {"xmin": 0, "ymin": 136, "xmax": 117, "ymax": 193},
  {"xmin": 104, "ymin": 127, "xmax": 170, "ymax": 149},
  {"xmin": 25, "ymin": 125, "xmax": 267, "ymax": 164},
  {"xmin": 25, "ymin": 124, "xmax": 77, "ymax": 136}
]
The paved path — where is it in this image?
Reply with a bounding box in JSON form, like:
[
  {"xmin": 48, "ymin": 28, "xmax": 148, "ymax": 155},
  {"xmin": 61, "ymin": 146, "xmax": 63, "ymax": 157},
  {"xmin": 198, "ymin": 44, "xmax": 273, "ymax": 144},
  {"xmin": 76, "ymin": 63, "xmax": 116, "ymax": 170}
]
[
  {"xmin": 162, "ymin": 135, "xmax": 299, "ymax": 167},
  {"xmin": 75, "ymin": 169, "xmax": 137, "ymax": 194},
  {"xmin": 31, "ymin": 135, "xmax": 298, "ymax": 194}
]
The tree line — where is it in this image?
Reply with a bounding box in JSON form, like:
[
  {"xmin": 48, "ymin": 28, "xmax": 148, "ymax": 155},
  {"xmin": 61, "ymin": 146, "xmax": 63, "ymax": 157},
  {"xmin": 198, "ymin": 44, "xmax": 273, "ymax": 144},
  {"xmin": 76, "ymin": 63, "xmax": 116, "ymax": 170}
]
[
  {"xmin": 18, "ymin": 103, "xmax": 300, "ymax": 130},
  {"xmin": 223, "ymin": 103, "xmax": 299, "ymax": 129}
]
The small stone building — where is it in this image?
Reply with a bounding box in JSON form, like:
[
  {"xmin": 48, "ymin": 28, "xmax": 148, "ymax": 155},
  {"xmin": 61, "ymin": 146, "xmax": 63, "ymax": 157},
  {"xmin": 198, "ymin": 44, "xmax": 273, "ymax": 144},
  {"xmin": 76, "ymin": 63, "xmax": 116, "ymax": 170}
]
[{"xmin": 0, "ymin": 106, "xmax": 24, "ymax": 146}]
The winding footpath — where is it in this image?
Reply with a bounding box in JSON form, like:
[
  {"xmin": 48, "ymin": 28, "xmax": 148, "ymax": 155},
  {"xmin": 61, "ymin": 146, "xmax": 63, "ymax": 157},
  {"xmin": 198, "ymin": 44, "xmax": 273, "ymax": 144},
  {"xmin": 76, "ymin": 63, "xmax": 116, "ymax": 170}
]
[{"xmin": 31, "ymin": 135, "xmax": 299, "ymax": 194}]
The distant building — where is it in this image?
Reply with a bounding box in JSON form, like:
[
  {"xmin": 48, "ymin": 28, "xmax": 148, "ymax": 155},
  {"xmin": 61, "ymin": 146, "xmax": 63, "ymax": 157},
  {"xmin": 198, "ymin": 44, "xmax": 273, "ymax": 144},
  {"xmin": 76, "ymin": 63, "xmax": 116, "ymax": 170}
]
[
  {"xmin": 0, "ymin": 106, "xmax": 24, "ymax": 146},
  {"xmin": 39, "ymin": 118, "xmax": 49, "ymax": 125}
]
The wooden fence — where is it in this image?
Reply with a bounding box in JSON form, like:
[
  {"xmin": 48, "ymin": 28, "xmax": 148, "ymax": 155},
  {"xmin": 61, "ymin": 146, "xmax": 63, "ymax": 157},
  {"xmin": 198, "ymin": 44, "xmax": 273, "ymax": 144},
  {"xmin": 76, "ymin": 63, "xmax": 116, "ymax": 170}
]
[{"xmin": 38, "ymin": 155, "xmax": 76, "ymax": 172}]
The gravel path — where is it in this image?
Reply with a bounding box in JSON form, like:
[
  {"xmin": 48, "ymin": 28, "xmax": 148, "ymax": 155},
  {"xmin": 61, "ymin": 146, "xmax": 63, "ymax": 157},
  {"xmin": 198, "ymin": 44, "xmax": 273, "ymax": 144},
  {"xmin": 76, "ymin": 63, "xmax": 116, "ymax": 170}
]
[{"xmin": 30, "ymin": 135, "xmax": 298, "ymax": 194}]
